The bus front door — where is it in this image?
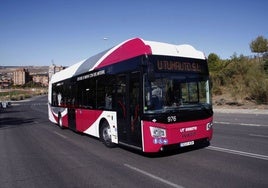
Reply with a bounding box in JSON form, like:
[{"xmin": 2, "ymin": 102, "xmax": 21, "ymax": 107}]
[
  {"xmin": 116, "ymin": 75, "xmax": 128, "ymax": 143},
  {"xmin": 116, "ymin": 73, "xmax": 142, "ymax": 149},
  {"xmin": 129, "ymin": 72, "xmax": 142, "ymax": 148}
]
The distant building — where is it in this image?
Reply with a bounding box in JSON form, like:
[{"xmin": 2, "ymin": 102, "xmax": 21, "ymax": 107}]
[
  {"xmin": 0, "ymin": 77, "xmax": 12, "ymax": 88},
  {"xmin": 13, "ymin": 68, "xmax": 31, "ymax": 85},
  {"xmin": 0, "ymin": 72, "xmax": 11, "ymax": 88},
  {"xmin": 48, "ymin": 64, "xmax": 64, "ymax": 81},
  {"xmin": 32, "ymin": 74, "xmax": 49, "ymax": 86}
]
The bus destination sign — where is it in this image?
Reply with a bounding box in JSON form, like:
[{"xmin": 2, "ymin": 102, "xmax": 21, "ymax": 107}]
[
  {"xmin": 156, "ymin": 60, "xmax": 203, "ymax": 73},
  {"xmin": 77, "ymin": 70, "xmax": 105, "ymax": 81}
]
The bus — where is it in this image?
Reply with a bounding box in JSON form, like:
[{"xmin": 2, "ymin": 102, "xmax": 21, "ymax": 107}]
[{"xmin": 48, "ymin": 38, "xmax": 213, "ymax": 153}]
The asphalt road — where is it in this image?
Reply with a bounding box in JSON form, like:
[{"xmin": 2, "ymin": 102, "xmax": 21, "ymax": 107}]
[{"xmin": 0, "ymin": 96, "xmax": 267, "ymax": 188}]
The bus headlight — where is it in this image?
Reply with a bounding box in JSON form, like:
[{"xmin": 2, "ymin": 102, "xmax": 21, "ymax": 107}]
[
  {"xmin": 150, "ymin": 127, "xmax": 166, "ymax": 138},
  {"xmin": 206, "ymin": 122, "xmax": 213, "ymax": 130}
]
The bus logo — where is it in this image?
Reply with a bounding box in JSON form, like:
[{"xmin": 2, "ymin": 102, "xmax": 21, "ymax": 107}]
[{"xmin": 180, "ymin": 126, "xmax": 197, "ymax": 133}]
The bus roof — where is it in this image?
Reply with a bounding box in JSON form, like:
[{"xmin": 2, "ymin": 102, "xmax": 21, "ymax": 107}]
[{"xmin": 51, "ymin": 38, "xmax": 206, "ymax": 84}]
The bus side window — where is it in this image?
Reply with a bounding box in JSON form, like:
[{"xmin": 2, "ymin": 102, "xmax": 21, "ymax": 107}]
[
  {"xmin": 96, "ymin": 75, "xmax": 115, "ymax": 110},
  {"xmin": 57, "ymin": 92, "xmax": 62, "ymax": 106},
  {"xmin": 52, "ymin": 91, "xmax": 57, "ymax": 106},
  {"xmin": 105, "ymin": 94, "xmax": 112, "ymax": 109},
  {"xmin": 117, "ymin": 94, "xmax": 126, "ymax": 117},
  {"xmin": 116, "ymin": 76, "xmax": 126, "ymax": 118}
]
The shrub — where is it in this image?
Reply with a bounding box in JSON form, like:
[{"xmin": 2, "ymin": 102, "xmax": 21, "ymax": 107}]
[{"xmin": 209, "ymin": 53, "xmax": 268, "ymax": 105}]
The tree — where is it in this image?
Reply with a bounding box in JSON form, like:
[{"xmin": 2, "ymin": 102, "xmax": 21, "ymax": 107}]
[
  {"xmin": 207, "ymin": 53, "xmax": 221, "ymax": 72},
  {"xmin": 208, "ymin": 53, "xmax": 220, "ymax": 63},
  {"xmin": 250, "ymin": 36, "xmax": 268, "ymax": 58}
]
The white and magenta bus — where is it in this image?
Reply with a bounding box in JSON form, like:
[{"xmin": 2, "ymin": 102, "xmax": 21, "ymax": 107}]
[{"xmin": 48, "ymin": 38, "xmax": 213, "ymax": 153}]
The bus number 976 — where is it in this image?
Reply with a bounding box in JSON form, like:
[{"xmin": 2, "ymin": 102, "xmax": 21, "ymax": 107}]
[{"xmin": 167, "ymin": 116, "xmax": 176, "ymax": 122}]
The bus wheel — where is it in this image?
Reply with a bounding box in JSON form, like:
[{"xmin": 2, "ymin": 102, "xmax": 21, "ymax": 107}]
[
  {"xmin": 58, "ymin": 113, "xmax": 63, "ymax": 129},
  {"xmin": 100, "ymin": 121, "xmax": 115, "ymax": 148}
]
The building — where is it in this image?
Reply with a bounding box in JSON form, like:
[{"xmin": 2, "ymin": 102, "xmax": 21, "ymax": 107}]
[
  {"xmin": 0, "ymin": 77, "xmax": 12, "ymax": 88},
  {"xmin": 48, "ymin": 64, "xmax": 64, "ymax": 81},
  {"xmin": 13, "ymin": 68, "xmax": 31, "ymax": 85},
  {"xmin": 32, "ymin": 74, "xmax": 49, "ymax": 86},
  {"xmin": 0, "ymin": 72, "xmax": 12, "ymax": 88}
]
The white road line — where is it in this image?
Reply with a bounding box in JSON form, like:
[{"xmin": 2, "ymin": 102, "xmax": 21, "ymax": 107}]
[
  {"xmin": 249, "ymin": 134, "xmax": 268, "ymax": 138},
  {"xmin": 53, "ymin": 131, "xmax": 67, "ymax": 139},
  {"xmin": 215, "ymin": 121, "xmax": 231, "ymax": 124},
  {"xmin": 124, "ymin": 164, "xmax": 184, "ymax": 188},
  {"xmin": 240, "ymin": 123, "xmax": 262, "ymax": 127},
  {"xmin": 214, "ymin": 121, "xmax": 262, "ymax": 127},
  {"xmin": 207, "ymin": 146, "xmax": 268, "ymax": 161}
]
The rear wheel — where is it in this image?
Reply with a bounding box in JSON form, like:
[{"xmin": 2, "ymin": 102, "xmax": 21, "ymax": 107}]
[
  {"xmin": 100, "ymin": 121, "xmax": 115, "ymax": 148},
  {"xmin": 58, "ymin": 113, "xmax": 64, "ymax": 129}
]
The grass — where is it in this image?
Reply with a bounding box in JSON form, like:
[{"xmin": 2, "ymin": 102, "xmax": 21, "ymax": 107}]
[{"xmin": 0, "ymin": 88, "xmax": 48, "ymax": 101}]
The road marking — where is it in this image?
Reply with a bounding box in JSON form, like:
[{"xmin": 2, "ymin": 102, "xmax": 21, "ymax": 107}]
[
  {"xmin": 215, "ymin": 121, "xmax": 231, "ymax": 125},
  {"xmin": 124, "ymin": 164, "xmax": 184, "ymax": 188},
  {"xmin": 214, "ymin": 121, "xmax": 262, "ymax": 127},
  {"xmin": 240, "ymin": 123, "xmax": 262, "ymax": 127},
  {"xmin": 249, "ymin": 134, "xmax": 268, "ymax": 138},
  {"xmin": 53, "ymin": 131, "xmax": 67, "ymax": 139},
  {"xmin": 207, "ymin": 146, "xmax": 268, "ymax": 161}
]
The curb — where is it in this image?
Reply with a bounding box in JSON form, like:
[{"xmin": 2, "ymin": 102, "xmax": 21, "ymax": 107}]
[{"xmin": 213, "ymin": 108, "xmax": 268, "ymax": 115}]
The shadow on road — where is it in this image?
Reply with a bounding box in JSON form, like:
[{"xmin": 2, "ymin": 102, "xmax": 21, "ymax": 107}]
[
  {"xmin": 145, "ymin": 142, "xmax": 210, "ymax": 158},
  {"xmin": 0, "ymin": 117, "xmax": 37, "ymax": 130},
  {"xmin": 0, "ymin": 107, "xmax": 37, "ymax": 130},
  {"xmin": 118, "ymin": 141, "xmax": 210, "ymax": 158}
]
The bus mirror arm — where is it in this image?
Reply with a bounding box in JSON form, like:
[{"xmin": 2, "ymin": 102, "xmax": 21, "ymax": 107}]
[
  {"xmin": 141, "ymin": 55, "xmax": 155, "ymax": 82},
  {"xmin": 141, "ymin": 55, "xmax": 148, "ymax": 66},
  {"xmin": 147, "ymin": 62, "xmax": 155, "ymax": 82},
  {"xmin": 147, "ymin": 67, "xmax": 155, "ymax": 82}
]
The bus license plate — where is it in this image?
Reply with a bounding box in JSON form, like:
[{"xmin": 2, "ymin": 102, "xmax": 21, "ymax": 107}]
[{"xmin": 180, "ymin": 141, "xmax": 194, "ymax": 147}]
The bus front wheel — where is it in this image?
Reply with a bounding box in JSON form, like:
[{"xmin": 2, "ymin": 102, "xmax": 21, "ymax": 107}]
[{"xmin": 100, "ymin": 121, "xmax": 115, "ymax": 148}]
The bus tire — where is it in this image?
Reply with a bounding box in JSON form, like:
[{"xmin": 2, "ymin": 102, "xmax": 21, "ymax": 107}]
[
  {"xmin": 100, "ymin": 120, "xmax": 115, "ymax": 148},
  {"xmin": 58, "ymin": 113, "xmax": 64, "ymax": 129}
]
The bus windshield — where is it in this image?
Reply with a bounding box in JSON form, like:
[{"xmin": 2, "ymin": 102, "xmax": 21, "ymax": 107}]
[{"xmin": 144, "ymin": 73, "xmax": 212, "ymax": 113}]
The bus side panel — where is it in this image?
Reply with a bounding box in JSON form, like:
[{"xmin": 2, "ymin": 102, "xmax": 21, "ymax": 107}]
[
  {"xmin": 76, "ymin": 109, "xmax": 103, "ymax": 132},
  {"xmin": 48, "ymin": 104, "xmax": 57, "ymax": 124},
  {"xmin": 80, "ymin": 110, "xmax": 118, "ymax": 144},
  {"xmin": 48, "ymin": 104, "xmax": 68, "ymax": 128},
  {"xmin": 62, "ymin": 112, "xmax": 69, "ymax": 127}
]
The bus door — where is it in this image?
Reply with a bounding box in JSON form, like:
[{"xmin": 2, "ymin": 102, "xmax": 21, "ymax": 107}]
[
  {"xmin": 68, "ymin": 81, "xmax": 77, "ymax": 131},
  {"xmin": 115, "ymin": 75, "xmax": 128, "ymax": 142},
  {"xmin": 116, "ymin": 72, "xmax": 142, "ymax": 148},
  {"xmin": 129, "ymin": 72, "xmax": 142, "ymax": 148}
]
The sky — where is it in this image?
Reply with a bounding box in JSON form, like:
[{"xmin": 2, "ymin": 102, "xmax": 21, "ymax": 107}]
[{"xmin": 0, "ymin": 0, "xmax": 267, "ymax": 66}]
